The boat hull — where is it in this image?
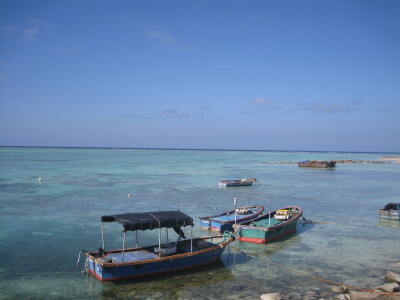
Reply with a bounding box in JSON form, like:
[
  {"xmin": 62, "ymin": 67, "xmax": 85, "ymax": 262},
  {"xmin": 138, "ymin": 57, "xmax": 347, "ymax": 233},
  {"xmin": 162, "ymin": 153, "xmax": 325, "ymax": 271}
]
[
  {"xmin": 236, "ymin": 220, "xmax": 298, "ymax": 244},
  {"xmin": 87, "ymin": 237, "xmax": 233, "ymax": 281},
  {"xmin": 378, "ymin": 209, "xmax": 400, "ymax": 221},
  {"xmin": 219, "ymin": 178, "xmax": 256, "ymax": 187},
  {"xmin": 234, "ymin": 206, "xmax": 302, "ymax": 244}
]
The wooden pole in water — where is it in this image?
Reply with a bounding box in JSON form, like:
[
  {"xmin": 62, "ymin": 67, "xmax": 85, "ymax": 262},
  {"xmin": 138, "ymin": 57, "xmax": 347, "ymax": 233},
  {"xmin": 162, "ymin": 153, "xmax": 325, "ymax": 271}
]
[
  {"xmin": 122, "ymin": 231, "xmax": 126, "ymax": 262},
  {"xmin": 136, "ymin": 231, "xmax": 138, "ymax": 248},
  {"xmin": 101, "ymin": 222, "xmax": 105, "ymax": 250}
]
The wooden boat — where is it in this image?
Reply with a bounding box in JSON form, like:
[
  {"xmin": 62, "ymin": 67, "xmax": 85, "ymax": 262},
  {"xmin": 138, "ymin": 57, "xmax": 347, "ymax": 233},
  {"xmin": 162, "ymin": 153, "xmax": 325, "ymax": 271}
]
[
  {"xmin": 80, "ymin": 210, "xmax": 234, "ymax": 281},
  {"xmin": 233, "ymin": 206, "xmax": 302, "ymax": 244},
  {"xmin": 298, "ymin": 160, "xmax": 336, "ymax": 168},
  {"xmin": 219, "ymin": 178, "xmax": 257, "ymax": 187},
  {"xmin": 378, "ymin": 203, "xmax": 400, "ymax": 221},
  {"xmin": 199, "ymin": 205, "xmax": 264, "ymax": 232}
]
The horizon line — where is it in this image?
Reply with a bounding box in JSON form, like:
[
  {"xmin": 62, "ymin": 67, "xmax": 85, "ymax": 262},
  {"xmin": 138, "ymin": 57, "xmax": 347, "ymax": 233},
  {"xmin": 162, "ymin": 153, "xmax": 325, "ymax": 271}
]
[{"xmin": 0, "ymin": 145, "xmax": 399, "ymax": 155}]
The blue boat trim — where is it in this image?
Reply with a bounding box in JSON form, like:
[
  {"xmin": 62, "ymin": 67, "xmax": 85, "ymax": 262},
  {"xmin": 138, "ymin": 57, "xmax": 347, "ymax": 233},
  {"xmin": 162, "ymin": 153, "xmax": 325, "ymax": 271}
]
[{"xmin": 199, "ymin": 205, "xmax": 264, "ymax": 232}]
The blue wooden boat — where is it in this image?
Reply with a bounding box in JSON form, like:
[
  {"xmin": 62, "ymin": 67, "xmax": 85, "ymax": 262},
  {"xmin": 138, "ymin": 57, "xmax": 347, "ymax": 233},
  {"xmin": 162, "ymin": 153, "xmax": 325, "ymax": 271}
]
[
  {"xmin": 219, "ymin": 178, "xmax": 257, "ymax": 187},
  {"xmin": 199, "ymin": 205, "xmax": 264, "ymax": 232},
  {"xmin": 378, "ymin": 203, "xmax": 400, "ymax": 221},
  {"xmin": 233, "ymin": 206, "xmax": 302, "ymax": 244},
  {"xmin": 80, "ymin": 210, "xmax": 234, "ymax": 281}
]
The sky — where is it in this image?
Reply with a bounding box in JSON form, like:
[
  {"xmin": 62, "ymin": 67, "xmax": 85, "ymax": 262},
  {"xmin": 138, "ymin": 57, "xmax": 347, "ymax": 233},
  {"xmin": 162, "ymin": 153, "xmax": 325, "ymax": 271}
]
[{"xmin": 0, "ymin": 0, "xmax": 399, "ymax": 152}]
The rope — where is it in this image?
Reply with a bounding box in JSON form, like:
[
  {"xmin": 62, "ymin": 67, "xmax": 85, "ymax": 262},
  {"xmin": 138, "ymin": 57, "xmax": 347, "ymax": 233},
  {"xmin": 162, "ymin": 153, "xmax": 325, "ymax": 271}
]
[
  {"xmin": 231, "ymin": 232, "xmax": 393, "ymax": 297},
  {"xmin": 209, "ymin": 230, "xmax": 233, "ymax": 243}
]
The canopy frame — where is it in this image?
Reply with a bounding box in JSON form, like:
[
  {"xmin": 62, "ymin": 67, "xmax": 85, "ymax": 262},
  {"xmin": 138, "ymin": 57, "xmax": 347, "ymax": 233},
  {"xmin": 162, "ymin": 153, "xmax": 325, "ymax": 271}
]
[{"xmin": 100, "ymin": 210, "xmax": 194, "ymax": 259}]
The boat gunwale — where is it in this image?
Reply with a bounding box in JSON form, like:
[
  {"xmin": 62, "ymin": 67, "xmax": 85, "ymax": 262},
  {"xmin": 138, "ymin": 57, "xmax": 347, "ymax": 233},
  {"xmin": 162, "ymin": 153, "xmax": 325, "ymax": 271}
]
[
  {"xmin": 377, "ymin": 209, "xmax": 400, "ymax": 213},
  {"xmin": 218, "ymin": 178, "xmax": 256, "ymax": 184},
  {"xmin": 233, "ymin": 206, "xmax": 302, "ymax": 232},
  {"xmin": 198, "ymin": 205, "xmax": 264, "ymax": 225},
  {"xmin": 87, "ymin": 235, "xmax": 234, "ymax": 268}
]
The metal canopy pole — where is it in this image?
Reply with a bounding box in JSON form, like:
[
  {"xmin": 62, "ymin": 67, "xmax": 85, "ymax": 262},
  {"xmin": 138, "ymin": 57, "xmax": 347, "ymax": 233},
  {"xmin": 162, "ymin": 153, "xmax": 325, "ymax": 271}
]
[
  {"xmin": 158, "ymin": 227, "xmax": 161, "ymax": 257},
  {"xmin": 122, "ymin": 231, "xmax": 126, "ymax": 262},
  {"xmin": 101, "ymin": 222, "xmax": 105, "ymax": 250},
  {"xmin": 190, "ymin": 226, "xmax": 193, "ymax": 252}
]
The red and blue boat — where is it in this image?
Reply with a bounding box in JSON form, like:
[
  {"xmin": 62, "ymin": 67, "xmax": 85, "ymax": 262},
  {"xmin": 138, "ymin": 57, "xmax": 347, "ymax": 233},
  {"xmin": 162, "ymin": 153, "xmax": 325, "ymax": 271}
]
[
  {"xmin": 80, "ymin": 210, "xmax": 234, "ymax": 281},
  {"xmin": 199, "ymin": 205, "xmax": 264, "ymax": 232},
  {"xmin": 233, "ymin": 206, "xmax": 302, "ymax": 244}
]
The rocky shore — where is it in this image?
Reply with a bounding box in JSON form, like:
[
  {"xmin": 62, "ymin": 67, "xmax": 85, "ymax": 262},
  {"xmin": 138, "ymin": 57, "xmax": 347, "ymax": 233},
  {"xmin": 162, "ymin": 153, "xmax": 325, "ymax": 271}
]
[
  {"xmin": 261, "ymin": 160, "xmax": 390, "ymax": 164},
  {"xmin": 260, "ymin": 270, "xmax": 400, "ymax": 300}
]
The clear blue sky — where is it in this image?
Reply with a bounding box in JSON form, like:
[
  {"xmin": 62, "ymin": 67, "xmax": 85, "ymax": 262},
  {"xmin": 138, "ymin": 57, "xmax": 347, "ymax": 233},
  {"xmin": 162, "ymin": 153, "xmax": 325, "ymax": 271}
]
[{"xmin": 1, "ymin": 0, "xmax": 399, "ymax": 152}]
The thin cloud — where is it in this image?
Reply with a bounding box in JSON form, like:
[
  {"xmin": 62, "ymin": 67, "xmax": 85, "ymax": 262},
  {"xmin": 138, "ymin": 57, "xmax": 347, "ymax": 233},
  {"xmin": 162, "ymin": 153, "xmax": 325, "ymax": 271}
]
[
  {"xmin": 249, "ymin": 98, "xmax": 271, "ymax": 106},
  {"xmin": 28, "ymin": 18, "xmax": 48, "ymax": 26},
  {"xmin": 154, "ymin": 108, "xmax": 190, "ymax": 119},
  {"xmin": 299, "ymin": 101, "xmax": 357, "ymax": 113},
  {"xmin": 22, "ymin": 27, "xmax": 40, "ymax": 41},
  {"xmin": 3, "ymin": 25, "xmax": 18, "ymax": 33},
  {"xmin": 145, "ymin": 30, "xmax": 178, "ymax": 46},
  {"xmin": 3, "ymin": 18, "xmax": 47, "ymax": 42},
  {"xmin": 376, "ymin": 106, "xmax": 396, "ymax": 112}
]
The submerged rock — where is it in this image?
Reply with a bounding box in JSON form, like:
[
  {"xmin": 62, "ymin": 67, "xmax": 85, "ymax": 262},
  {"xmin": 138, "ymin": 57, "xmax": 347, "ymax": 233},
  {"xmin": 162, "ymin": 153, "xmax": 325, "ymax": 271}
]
[
  {"xmin": 329, "ymin": 286, "xmax": 350, "ymax": 294},
  {"xmin": 385, "ymin": 271, "xmax": 400, "ymax": 284},
  {"xmin": 333, "ymin": 294, "xmax": 347, "ymax": 300},
  {"xmin": 260, "ymin": 293, "xmax": 281, "ymax": 300},
  {"xmin": 348, "ymin": 291, "xmax": 381, "ymax": 299}
]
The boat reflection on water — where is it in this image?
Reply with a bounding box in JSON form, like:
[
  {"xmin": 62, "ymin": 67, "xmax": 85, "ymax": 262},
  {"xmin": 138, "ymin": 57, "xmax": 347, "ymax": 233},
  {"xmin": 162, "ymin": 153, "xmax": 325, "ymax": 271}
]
[
  {"xmin": 83, "ymin": 256, "xmax": 235, "ymax": 299},
  {"xmin": 377, "ymin": 218, "xmax": 400, "ymax": 230},
  {"xmin": 234, "ymin": 232, "xmax": 302, "ymax": 257}
]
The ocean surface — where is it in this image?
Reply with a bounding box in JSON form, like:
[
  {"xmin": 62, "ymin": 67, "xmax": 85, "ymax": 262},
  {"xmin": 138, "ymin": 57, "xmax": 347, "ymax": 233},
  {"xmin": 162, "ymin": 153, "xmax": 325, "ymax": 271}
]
[{"xmin": 0, "ymin": 147, "xmax": 399, "ymax": 299}]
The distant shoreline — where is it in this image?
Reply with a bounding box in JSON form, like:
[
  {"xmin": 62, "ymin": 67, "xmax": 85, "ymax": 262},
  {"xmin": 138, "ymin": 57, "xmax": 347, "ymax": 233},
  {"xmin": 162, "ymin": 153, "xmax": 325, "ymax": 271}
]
[
  {"xmin": 0, "ymin": 145, "xmax": 399, "ymax": 155},
  {"xmin": 261, "ymin": 158, "xmax": 399, "ymax": 164},
  {"xmin": 380, "ymin": 156, "xmax": 400, "ymax": 161}
]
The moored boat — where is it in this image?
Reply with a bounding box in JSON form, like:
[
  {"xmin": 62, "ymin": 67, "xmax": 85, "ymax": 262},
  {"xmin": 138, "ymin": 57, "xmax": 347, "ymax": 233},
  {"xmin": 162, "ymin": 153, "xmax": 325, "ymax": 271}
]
[
  {"xmin": 199, "ymin": 205, "xmax": 264, "ymax": 232},
  {"xmin": 79, "ymin": 210, "xmax": 234, "ymax": 281},
  {"xmin": 378, "ymin": 203, "xmax": 400, "ymax": 221},
  {"xmin": 233, "ymin": 206, "xmax": 302, "ymax": 244},
  {"xmin": 298, "ymin": 160, "xmax": 336, "ymax": 168},
  {"xmin": 219, "ymin": 178, "xmax": 257, "ymax": 187}
]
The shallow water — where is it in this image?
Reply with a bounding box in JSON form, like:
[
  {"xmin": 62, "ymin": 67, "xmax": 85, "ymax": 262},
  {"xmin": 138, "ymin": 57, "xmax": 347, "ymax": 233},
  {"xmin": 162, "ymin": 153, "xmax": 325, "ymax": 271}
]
[{"xmin": 0, "ymin": 148, "xmax": 399, "ymax": 299}]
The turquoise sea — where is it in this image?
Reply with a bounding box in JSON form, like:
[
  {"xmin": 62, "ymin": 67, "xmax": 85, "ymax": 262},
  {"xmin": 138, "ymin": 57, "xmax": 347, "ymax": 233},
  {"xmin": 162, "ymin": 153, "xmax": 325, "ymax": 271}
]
[{"xmin": 0, "ymin": 147, "xmax": 399, "ymax": 299}]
